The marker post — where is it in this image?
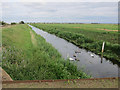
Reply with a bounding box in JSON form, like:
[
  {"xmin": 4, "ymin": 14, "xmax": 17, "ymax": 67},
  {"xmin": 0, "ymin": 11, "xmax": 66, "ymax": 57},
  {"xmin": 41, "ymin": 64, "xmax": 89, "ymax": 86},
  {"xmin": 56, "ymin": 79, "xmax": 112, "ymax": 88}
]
[{"xmin": 101, "ymin": 42, "xmax": 105, "ymax": 63}]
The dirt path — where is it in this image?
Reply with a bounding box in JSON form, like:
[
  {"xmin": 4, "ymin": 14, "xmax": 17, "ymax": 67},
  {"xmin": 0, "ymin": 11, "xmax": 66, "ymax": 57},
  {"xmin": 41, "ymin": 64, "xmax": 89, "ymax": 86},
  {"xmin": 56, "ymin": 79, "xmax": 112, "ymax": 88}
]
[
  {"xmin": 1, "ymin": 25, "xmax": 16, "ymax": 29},
  {"xmin": 0, "ymin": 67, "xmax": 13, "ymax": 81},
  {"xmin": 2, "ymin": 78, "xmax": 118, "ymax": 88},
  {"xmin": 99, "ymin": 28, "xmax": 118, "ymax": 32},
  {"xmin": 72, "ymin": 27, "xmax": 118, "ymax": 32},
  {"xmin": 30, "ymin": 31, "xmax": 37, "ymax": 47}
]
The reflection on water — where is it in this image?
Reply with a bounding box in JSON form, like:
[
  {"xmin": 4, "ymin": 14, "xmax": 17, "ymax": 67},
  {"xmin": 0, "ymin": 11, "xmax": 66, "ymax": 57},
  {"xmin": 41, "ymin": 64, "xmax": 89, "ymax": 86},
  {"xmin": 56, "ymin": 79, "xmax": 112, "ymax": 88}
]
[
  {"xmin": 101, "ymin": 53, "xmax": 103, "ymax": 63},
  {"xmin": 29, "ymin": 24, "xmax": 118, "ymax": 78}
]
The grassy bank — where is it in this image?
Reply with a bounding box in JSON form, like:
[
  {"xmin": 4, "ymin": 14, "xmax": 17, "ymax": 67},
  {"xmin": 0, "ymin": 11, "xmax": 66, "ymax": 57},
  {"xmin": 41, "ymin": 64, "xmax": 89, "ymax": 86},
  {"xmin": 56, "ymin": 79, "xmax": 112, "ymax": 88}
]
[
  {"xmin": 30, "ymin": 23, "xmax": 120, "ymax": 63},
  {"xmin": 2, "ymin": 24, "xmax": 90, "ymax": 80}
]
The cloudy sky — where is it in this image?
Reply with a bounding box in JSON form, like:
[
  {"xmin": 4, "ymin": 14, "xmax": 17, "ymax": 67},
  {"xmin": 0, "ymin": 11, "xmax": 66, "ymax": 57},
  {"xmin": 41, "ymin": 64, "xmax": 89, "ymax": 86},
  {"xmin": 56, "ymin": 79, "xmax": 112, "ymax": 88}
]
[{"xmin": 1, "ymin": 1, "xmax": 118, "ymax": 23}]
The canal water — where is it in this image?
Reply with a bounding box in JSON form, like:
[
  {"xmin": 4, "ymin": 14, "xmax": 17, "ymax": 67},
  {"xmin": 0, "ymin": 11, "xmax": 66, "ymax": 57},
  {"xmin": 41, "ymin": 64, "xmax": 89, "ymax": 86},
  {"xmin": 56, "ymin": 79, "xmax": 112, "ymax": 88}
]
[{"xmin": 29, "ymin": 24, "xmax": 118, "ymax": 78}]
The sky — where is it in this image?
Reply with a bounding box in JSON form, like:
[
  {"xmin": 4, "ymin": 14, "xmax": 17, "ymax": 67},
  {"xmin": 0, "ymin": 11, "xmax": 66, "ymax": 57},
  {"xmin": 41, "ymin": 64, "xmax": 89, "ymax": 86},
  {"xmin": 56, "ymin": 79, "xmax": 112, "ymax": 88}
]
[{"xmin": 0, "ymin": 1, "xmax": 118, "ymax": 23}]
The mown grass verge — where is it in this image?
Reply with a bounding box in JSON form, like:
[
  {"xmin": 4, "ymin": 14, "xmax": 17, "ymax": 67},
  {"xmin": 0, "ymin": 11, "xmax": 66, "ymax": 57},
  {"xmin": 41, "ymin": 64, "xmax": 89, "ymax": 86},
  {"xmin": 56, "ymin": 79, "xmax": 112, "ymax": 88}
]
[
  {"xmin": 2, "ymin": 24, "xmax": 90, "ymax": 80},
  {"xmin": 30, "ymin": 23, "xmax": 120, "ymax": 63}
]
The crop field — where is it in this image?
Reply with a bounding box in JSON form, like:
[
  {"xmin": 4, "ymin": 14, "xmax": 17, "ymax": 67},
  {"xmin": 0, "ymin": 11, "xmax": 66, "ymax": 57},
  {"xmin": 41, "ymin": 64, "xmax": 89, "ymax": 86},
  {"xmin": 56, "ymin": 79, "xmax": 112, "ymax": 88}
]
[
  {"xmin": 31, "ymin": 23, "xmax": 120, "ymax": 62},
  {"xmin": 2, "ymin": 24, "xmax": 90, "ymax": 80}
]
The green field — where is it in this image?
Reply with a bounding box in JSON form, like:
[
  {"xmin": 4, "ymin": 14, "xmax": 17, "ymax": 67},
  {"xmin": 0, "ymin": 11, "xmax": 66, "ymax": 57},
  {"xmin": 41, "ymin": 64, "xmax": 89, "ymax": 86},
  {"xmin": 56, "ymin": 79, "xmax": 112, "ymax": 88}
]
[
  {"xmin": 31, "ymin": 23, "xmax": 120, "ymax": 62},
  {"xmin": 2, "ymin": 24, "xmax": 90, "ymax": 80}
]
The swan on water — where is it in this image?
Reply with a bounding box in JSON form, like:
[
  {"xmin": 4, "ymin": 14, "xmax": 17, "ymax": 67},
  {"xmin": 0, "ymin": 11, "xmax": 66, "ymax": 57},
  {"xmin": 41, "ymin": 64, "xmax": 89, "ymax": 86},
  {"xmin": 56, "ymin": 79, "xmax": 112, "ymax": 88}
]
[
  {"xmin": 69, "ymin": 58, "xmax": 74, "ymax": 61},
  {"xmin": 75, "ymin": 50, "xmax": 81, "ymax": 53},
  {"xmin": 90, "ymin": 54, "xmax": 94, "ymax": 58},
  {"xmin": 73, "ymin": 54, "xmax": 76, "ymax": 57},
  {"xmin": 75, "ymin": 58, "xmax": 80, "ymax": 61},
  {"xmin": 67, "ymin": 53, "xmax": 74, "ymax": 61}
]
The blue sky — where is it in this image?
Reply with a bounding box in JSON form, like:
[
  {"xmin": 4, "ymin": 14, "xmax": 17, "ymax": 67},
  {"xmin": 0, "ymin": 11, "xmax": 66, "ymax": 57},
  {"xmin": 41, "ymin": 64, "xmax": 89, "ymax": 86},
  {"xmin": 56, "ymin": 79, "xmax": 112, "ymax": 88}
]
[{"xmin": 1, "ymin": 2, "xmax": 118, "ymax": 23}]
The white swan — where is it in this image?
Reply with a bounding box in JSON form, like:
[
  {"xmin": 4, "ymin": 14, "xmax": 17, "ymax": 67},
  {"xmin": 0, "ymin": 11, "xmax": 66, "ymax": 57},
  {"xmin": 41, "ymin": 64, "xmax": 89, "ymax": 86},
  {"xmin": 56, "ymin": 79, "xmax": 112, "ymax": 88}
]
[
  {"xmin": 67, "ymin": 53, "xmax": 74, "ymax": 61},
  {"xmin": 69, "ymin": 58, "xmax": 74, "ymax": 61},
  {"xmin": 90, "ymin": 54, "xmax": 94, "ymax": 58}
]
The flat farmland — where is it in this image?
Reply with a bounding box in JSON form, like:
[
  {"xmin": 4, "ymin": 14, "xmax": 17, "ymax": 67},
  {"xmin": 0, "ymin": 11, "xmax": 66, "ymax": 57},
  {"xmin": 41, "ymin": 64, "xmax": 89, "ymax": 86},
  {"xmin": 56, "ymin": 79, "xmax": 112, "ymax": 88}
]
[{"xmin": 31, "ymin": 24, "xmax": 118, "ymax": 44}]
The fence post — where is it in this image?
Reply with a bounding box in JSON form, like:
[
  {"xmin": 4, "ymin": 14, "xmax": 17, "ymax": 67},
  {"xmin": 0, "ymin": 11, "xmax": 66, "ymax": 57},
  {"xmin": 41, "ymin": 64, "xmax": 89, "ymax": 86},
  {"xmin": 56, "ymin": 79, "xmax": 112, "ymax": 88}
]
[
  {"xmin": 101, "ymin": 42, "xmax": 105, "ymax": 63},
  {"xmin": 102, "ymin": 42, "xmax": 105, "ymax": 53}
]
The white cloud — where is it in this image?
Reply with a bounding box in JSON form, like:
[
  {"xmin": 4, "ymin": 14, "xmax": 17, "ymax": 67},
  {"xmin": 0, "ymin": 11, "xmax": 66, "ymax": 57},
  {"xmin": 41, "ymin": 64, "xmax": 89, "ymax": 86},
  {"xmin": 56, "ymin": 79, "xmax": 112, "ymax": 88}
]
[
  {"xmin": 2, "ymin": 2, "xmax": 118, "ymax": 23},
  {"xmin": 20, "ymin": 2, "xmax": 117, "ymax": 17}
]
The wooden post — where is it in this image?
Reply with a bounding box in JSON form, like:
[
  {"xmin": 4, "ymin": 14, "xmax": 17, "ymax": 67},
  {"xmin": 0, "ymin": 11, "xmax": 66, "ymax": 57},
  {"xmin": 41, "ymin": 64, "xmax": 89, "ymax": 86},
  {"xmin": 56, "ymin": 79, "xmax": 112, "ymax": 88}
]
[
  {"xmin": 101, "ymin": 42, "xmax": 105, "ymax": 63},
  {"xmin": 102, "ymin": 42, "xmax": 105, "ymax": 53}
]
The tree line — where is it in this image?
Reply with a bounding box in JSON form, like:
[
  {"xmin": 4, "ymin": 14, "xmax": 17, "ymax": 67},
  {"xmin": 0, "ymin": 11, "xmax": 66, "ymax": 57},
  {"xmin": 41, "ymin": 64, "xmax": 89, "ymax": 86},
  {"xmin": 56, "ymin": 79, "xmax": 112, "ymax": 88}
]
[{"xmin": 0, "ymin": 21, "xmax": 25, "ymax": 26}]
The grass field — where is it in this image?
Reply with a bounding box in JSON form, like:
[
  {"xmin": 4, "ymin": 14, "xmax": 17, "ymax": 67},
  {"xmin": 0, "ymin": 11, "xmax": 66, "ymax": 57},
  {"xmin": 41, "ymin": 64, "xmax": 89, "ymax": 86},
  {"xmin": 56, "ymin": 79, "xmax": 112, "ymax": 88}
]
[
  {"xmin": 2, "ymin": 24, "xmax": 90, "ymax": 80},
  {"xmin": 31, "ymin": 24, "xmax": 118, "ymax": 44},
  {"xmin": 31, "ymin": 23, "xmax": 120, "ymax": 63}
]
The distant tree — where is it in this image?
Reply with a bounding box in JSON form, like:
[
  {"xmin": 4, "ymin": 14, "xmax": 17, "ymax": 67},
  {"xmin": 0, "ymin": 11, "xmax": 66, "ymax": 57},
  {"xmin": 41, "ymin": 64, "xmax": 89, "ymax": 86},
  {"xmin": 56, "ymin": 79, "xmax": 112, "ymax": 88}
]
[
  {"xmin": 19, "ymin": 21, "xmax": 25, "ymax": 24},
  {"xmin": 0, "ymin": 21, "xmax": 8, "ymax": 26},
  {"xmin": 2, "ymin": 21, "xmax": 6, "ymax": 25},
  {"xmin": 11, "ymin": 22, "xmax": 16, "ymax": 25}
]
